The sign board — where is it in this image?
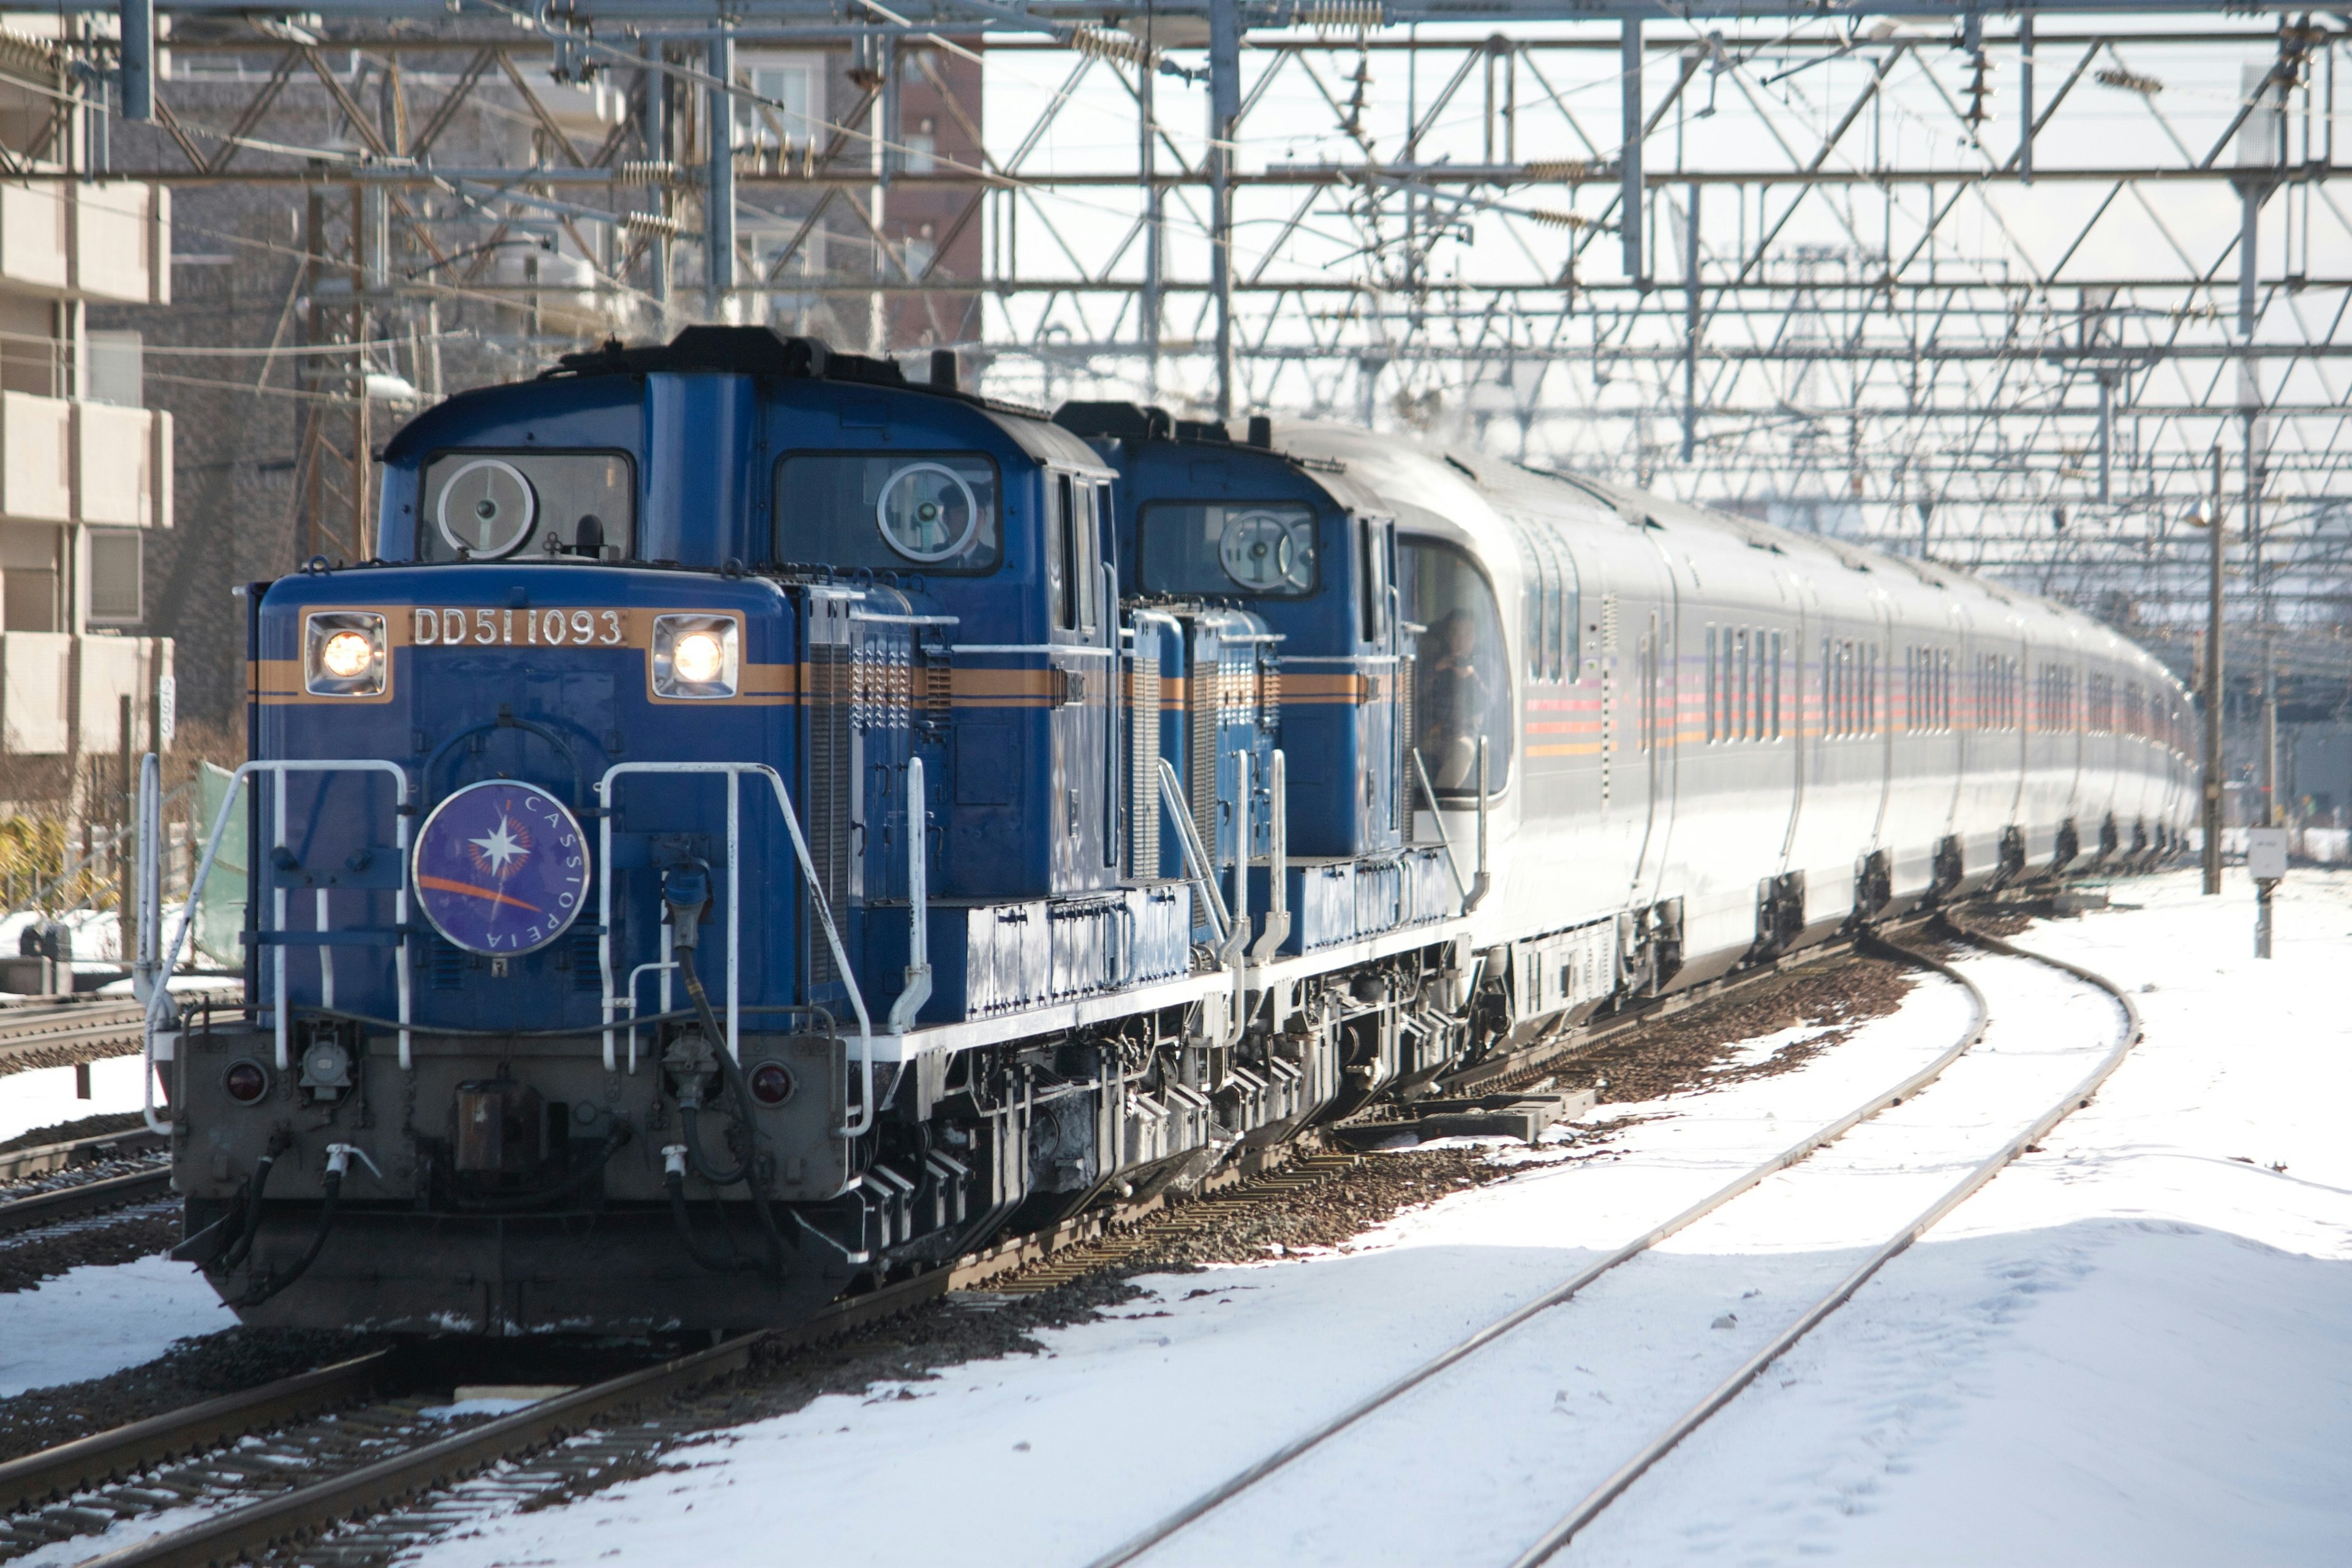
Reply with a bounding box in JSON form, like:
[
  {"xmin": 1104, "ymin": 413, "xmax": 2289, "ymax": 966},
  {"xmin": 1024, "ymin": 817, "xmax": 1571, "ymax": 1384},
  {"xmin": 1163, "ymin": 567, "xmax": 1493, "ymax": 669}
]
[{"xmin": 2247, "ymin": 826, "xmax": 2289, "ymax": 881}]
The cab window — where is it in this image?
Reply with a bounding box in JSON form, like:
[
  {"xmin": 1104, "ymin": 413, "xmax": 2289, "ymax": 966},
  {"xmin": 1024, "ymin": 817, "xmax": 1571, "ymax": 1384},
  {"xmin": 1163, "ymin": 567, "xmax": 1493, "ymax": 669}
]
[
  {"xmin": 420, "ymin": 451, "xmax": 634, "ymax": 562},
  {"xmin": 772, "ymin": 451, "xmax": 1000, "ymax": 573},
  {"xmin": 1138, "ymin": 502, "xmax": 1318, "ymax": 598},
  {"xmin": 1402, "ymin": 538, "xmax": 1510, "ymax": 795}
]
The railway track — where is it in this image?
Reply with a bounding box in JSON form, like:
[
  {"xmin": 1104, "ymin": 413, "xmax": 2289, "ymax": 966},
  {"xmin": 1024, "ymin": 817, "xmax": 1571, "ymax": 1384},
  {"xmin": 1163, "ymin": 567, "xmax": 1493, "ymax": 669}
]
[
  {"xmin": 0, "ymin": 1169, "xmax": 173, "ymax": 1239},
  {"xmin": 1084, "ymin": 920, "xmax": 2140, "ymax": 1567},
  {"xmin": 0, "ymin": 1127, "xmax": 175, "ymax": 1249},
  {"xmin": 0, "ymin": 905, "xmax": 2115, "ymax": 1568},
  {"xmin": 0, "ymin": 999, "xmax": 148, "ymax": 1077}
]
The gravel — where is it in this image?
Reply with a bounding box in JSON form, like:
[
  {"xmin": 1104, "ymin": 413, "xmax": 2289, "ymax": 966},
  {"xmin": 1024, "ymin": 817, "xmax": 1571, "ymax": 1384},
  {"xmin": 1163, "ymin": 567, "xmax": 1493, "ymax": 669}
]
[
  {"xmin": 1545, "ymin": 952, "xmax": 1919, "ymax": 1106},
  {"xmin": 0, "ymin": 1110, "xmax": 149, "ymax": 1159}
]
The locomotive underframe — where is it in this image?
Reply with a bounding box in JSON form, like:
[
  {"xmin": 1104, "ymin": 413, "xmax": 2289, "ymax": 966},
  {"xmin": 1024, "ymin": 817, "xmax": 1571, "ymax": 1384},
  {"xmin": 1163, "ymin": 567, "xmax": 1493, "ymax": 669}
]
[{"xmin": 168, "ymin": 933, "xmax": 1487, "ymax": 1333}]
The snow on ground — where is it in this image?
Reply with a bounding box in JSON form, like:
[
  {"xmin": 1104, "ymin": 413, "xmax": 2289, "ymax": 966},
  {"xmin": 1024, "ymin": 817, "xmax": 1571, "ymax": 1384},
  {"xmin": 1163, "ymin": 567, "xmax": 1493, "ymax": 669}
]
[
  {"xmin": 0, "ymin": 1256, "xmax": 235, "ymax": 1400},
  {"xmin": 0, "ymin": 908, "xmax": 123, "ymax": 966},
  {"xmin": 1566, "ymin": 869, "xmax": 2352, "ymax": 1567},
  {"xmin": 409, "ymin": 967, "xmax": 2000, "ymax": 1567},
  {"xmin": 401, "ymin": 870, "xmax": 2352, "ymax": 1568},
  {"xmin": 0, "ymin": 1055, "xmax": 152, "ymax": 1145}
]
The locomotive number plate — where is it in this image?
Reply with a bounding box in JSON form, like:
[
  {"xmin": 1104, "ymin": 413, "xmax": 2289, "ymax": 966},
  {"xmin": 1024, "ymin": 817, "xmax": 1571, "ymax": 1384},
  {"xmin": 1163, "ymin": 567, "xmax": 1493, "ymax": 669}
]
[{"xmin": 411, "ymin": 607, "xmax": 628, "ymax": 647}]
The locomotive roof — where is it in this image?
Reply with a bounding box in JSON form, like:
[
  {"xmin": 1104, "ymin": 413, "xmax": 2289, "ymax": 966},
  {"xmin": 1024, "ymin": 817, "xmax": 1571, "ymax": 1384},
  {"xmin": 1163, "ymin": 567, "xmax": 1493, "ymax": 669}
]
[
  {"xmin": 1270, "ymin": 419, "xmax": 2166, "ymax": 676},
  {"xmin": 384, "ymin": 326, "xmax": 1109, "ymax": 473},
  {"xmin": 1051, "ymin": 401, "xmax": 1393, "ymax": 519}
]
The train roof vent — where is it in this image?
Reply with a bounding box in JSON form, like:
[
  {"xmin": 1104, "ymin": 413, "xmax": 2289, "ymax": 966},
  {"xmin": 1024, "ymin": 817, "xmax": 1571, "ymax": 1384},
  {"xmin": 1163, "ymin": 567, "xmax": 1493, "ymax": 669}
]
[
  {"xmin": 1054, "ymin": 401, "xmax": 1174, "ymax": 442},
  {"xmin": 545, "ymin": 326, "xmax": 908, "ymax": 386},
  {"xmin": 1174, "ymin": 418, "xmax": 1232, "ymax": 444}
]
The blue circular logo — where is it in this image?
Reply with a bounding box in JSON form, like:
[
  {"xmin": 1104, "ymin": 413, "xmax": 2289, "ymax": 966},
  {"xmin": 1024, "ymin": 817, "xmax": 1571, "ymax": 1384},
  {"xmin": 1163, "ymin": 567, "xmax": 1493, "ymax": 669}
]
[{"xmin": 413, "ymin": 781, "xmax": 592, "ymax": 956}]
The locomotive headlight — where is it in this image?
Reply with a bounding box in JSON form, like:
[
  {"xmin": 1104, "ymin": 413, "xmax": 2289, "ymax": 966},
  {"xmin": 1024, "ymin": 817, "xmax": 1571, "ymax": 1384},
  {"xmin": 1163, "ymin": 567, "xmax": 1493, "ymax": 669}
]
[
  {"xmin": 304, "ymin": 611, "xmax": 386, "ymax": 696},
  {"xmin": 320, "ymin": 631, "xmax": 374, "ymax": 678},
  {"xmin": 652, "ymin": 614, "xmax": 739, "ymax": 699},
  {"xmin": 674, "ymin": 631, "xmax": 726, "ymax": 684}
]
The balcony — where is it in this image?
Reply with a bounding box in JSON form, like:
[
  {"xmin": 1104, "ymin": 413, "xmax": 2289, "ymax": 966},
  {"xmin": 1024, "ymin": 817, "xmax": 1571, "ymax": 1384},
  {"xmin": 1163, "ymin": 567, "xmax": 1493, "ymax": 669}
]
[
  {"xmin": 0, "ymin": 392, "xmax": 171, "ymax": 527},
  {"xmin": 0, "ymin": 176, "xmax": 168, "ymax": 305}
]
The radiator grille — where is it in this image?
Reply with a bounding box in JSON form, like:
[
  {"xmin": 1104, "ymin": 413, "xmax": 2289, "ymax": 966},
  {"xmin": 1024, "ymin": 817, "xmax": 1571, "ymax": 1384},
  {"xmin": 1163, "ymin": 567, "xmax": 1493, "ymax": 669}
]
[
  {"xmin": 1128, "ymin": 655, "xmax": 1161, "ymax": 880},
  {"xmin": 1189, "ymin": 644, "xmax": 1218, "ymax": 862},
  {"xmin": 804, "ymin": 600, "xmax": 853, "ymax": 986}
]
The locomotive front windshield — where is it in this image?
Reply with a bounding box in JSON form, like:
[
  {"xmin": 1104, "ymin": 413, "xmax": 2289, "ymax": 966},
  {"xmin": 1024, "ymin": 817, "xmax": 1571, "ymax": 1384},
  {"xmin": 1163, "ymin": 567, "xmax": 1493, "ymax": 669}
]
[
  {"xmin": 1137, "ymin": 501, "xmax": 1318, "ymax": 597},
  {"xmin": 774, "ymin": 452, "xmax": 1000, "ymax": 572},
  {"xmin": 420, "ymin": 451, "xmax": 634, "ymax": 561}
]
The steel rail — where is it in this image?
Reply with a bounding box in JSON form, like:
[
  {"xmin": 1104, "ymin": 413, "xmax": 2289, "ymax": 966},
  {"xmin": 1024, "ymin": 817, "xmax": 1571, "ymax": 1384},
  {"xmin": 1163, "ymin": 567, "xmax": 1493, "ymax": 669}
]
[
  {"xmin": 0, "ymin": 1352, "xmax": 404, "ymax": 1518},
  {"xmin": 0, "ymin": 1168, "xmax": 173, "ymax": 1236},
  {"xmin": 67, "ymin": 1256, "xmax": 981, "ymax": 1568},
  {"xmin": 0, "ymin": 1003, "xmax": 151, "ymax": 1073},
  {"xmin": 1505, "ymin": 920, "xmax": 2143, "ymax": 1566},
  {"xmin": 1084, "ymin": 929, "xmax": 1994, "ymax": 1568}
]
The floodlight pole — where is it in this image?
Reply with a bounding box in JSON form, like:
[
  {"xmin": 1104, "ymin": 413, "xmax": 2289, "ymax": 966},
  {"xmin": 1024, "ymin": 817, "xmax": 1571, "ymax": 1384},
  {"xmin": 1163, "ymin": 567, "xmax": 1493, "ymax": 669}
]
[{"xmin": 2202, "ymin": 445, "xmax": 2225, "ymax": 896}]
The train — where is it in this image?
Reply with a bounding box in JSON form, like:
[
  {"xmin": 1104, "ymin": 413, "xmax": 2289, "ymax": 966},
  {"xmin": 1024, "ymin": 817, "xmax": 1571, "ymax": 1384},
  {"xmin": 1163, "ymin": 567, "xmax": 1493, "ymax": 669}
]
[{"xmin": 148, "ymin": 325, "xmax": 2195, "ymax": 1335}]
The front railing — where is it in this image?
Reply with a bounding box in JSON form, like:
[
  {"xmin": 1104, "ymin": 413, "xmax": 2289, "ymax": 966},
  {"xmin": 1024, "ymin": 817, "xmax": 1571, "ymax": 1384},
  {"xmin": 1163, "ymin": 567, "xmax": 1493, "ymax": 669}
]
[
  {"xmin": 594, "ymin": 761, "xmax": 878, "ymax": 1137},
  {"xmin": 140, "ymin": 757, "xmax": 415, "ymax": 1133}
]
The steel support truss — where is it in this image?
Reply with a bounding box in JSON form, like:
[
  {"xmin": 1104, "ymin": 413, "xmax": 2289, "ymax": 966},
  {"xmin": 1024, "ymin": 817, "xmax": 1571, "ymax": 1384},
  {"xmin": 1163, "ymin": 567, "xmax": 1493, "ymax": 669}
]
[{"xmin": 21, "ymin": 2, "xmax": 2352, "ymax": 668}]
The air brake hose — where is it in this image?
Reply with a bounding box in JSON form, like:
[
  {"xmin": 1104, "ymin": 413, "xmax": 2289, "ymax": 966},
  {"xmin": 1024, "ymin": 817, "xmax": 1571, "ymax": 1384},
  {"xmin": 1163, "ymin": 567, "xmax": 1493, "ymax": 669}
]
[
  {"xmin": 238, "ymin": 1169, "xmax": 341, "ymax": 1307},
  {"xmin": 663, "ymin": 1148, "xmax": 753, "ymax": 1273},
  {"xmin": 213, "ymin": 1151, "xmax": 276, "ymax": 1273},
  {"xmin": 215, "ymin": 1129, "xmax": 296, "ymax": 1273},
  {"xmin": 677, "ymin": 1101, "xmax": 747, "ymax": 1186},
  {"xmin": 674, "ymin": 942, "xmax": 794, "ymax": 1275}
]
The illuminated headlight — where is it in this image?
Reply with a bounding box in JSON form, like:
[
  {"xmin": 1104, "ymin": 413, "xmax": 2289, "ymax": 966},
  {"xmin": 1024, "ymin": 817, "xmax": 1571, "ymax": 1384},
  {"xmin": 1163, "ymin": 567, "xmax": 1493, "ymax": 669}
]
[
  {"xmin": 652, "ymin": 615, "xmax": 739, "ymax": 699},
  {"xmin": 304, "ymin": 611, "xmax": 386, "ymax": 696}
]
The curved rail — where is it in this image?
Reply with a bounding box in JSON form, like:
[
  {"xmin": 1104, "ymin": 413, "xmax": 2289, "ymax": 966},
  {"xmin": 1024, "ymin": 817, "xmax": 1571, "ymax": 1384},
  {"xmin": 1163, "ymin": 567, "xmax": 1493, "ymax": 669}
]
[
  {"xmin": 1503, "ymin": 920, "xmax": 2142, "ymax": 1566},
  {"xmin": 0, "ymin": 1167, "xmax": 172, "ymax": 1237},
  {"xmin": 1084, "ymin": 932, "xmax": 1995, "ymax": 1568}
]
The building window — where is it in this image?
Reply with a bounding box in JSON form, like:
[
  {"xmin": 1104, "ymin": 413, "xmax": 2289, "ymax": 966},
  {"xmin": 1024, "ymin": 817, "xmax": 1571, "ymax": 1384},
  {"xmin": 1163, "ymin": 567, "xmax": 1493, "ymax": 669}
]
[
  {"xmin": 901, "ymin": 222, "xmax": 936, "ymax": 281},
  {"xmin": 88, "ymin": 530, "xmax": 142, "ymax": 623},
  {"xmin": 904, "ymin": 117, "xmax": 937, "ymax": 175},
  {"xmin": 734, "ymin": 55, "xmax": 821, "ymax": 149},
  {"xmin": 87, "ymin": 330, "xmax": 143, "ymax": 407},
  {"xmin": 1, "ymin": 522, "xmax": 59, "ymax": 632}
]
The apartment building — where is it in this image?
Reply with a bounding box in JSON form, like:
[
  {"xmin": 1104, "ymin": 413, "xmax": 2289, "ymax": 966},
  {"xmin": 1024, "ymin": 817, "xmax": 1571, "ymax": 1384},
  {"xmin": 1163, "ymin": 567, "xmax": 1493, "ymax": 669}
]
[{"xmin": 0, "ymin": 28, "xmax": 173, "ymax": 794}]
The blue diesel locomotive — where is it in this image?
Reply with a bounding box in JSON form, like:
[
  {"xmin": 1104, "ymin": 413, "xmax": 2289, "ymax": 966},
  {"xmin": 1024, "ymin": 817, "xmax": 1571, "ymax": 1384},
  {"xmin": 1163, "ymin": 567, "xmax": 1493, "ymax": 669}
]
[{"xmin": 151, "ymin": 326, "xmax": 2193, "ymax": 1334}]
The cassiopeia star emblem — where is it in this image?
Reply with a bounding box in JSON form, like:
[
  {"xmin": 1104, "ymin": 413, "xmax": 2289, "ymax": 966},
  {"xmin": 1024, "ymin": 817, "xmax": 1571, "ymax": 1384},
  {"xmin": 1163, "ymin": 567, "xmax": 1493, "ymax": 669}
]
[{"xmin": 467, "ymin": 815, "xmax": 530, "ymax": 876}]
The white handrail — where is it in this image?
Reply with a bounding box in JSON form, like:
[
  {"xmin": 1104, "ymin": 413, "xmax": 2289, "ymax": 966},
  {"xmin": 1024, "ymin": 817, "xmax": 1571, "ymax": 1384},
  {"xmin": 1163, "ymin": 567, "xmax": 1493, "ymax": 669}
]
[
  {"xmin": 886, "ymin": 755, "xmax": 932, "ymax": 1033},
  {"xmin": 595, "ymin": 761, "xmax": 876, "ymax": 1139},
  {"xmin": 1156, "ymin": 758, "xmax": 1230, "ymax": 945},
  {"xmin": 132, "ymin": 753, "xmax": 160, "ymax": 1004},
  {"xmin": 144, "ymin": 758, "xmax": 413, "ymax": 1133}
]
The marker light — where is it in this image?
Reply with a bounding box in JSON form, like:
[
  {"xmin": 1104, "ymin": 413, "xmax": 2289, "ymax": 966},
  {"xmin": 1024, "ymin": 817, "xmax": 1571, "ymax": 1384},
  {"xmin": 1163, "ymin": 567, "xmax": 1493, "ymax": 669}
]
[
  {"xmin": 651, "ymin": 614, "xmax": 739, "ymax": 699},
  {"xmin": 304, "ymin": 611, "xmax": 387, "ymax": 696},
  {"xmin": 673, "ymin": 630, "xmax": 726, "ymax": 685},
  {"xmin": 747, "ymin": 1060, "xmax": 796, "ymax": 1106},
  {"xmin": 222, "ymin": 1059, "xmax": 270, "ymax": 1105}
]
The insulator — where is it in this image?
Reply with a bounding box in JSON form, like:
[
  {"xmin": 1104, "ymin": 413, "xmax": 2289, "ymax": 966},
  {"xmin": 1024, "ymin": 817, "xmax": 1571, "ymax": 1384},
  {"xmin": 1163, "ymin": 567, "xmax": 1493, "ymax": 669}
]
[
  {"xmin": 1529, "ymin": 208, "xmax": 1592, "ymax": 231},
  {"xmin": 1068, "ymin": 26, "xmax": 1155, "ymax": 68},
  {"xmin": 2094, "ymin": 66, "xmax": 2165, "ymax": 96},
  {"xmin": 1522, "ymin": 159, "xmax": 1593, "ymax": 183},
  {"xmin": 615, "ymin": 160, "xmax": 679, "ymax": 187},
  {"xmin": 622, "ymin": 211, "xmax": 682, "ymax": 238},
  {"xmin": 1302, "ymin": 1, "xmax": 1387, "ymax": 28}
]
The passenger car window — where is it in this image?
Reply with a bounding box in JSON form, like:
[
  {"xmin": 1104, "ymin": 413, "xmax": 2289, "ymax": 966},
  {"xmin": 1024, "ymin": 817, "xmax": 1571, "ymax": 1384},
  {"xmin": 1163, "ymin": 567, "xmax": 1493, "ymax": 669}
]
[
  {"xmin": 773, "ymin": 451, "xmax": 1000, "ymax": 573},
  {"xmin": 1138, "ymin": 502, "xmax": 1318, "ymax": 598},
  {"xmin": 1401, "ymin": 538, "xmax": 1510, "ymax": 794},
  {"xmin": 420, "ymin": 451, "xmax": 634, "ymax": 562}
]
